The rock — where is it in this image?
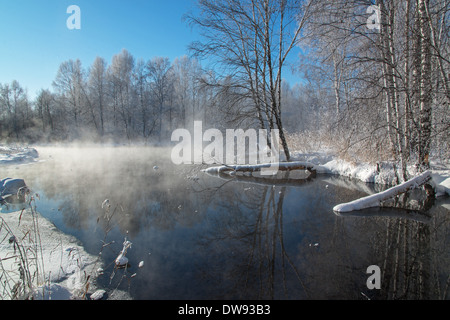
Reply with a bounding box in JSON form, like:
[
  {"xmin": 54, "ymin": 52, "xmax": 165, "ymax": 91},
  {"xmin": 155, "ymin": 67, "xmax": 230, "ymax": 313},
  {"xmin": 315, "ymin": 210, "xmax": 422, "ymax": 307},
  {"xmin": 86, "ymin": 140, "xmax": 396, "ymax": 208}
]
[
  {"xmin": 0, "ymin": 178, "xmax": 27, "ymax": 196},
  {"xmin": 0, "ymin": 178, "xmax": 28, "ymax": 203}
]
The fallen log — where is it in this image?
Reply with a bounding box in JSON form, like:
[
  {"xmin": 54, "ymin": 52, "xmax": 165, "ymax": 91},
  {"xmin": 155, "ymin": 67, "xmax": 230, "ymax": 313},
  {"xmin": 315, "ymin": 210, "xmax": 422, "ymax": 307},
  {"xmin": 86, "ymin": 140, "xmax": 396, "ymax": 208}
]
[
  {"xmin": 202, "ymin": 161, "xmax": 317, "ymax": 175},
  {"xmin": 204, "ymin": 171, "xmax": 315, "ymax": 187},
  {"xmin": 333, "ymin": 170, "xmax": 432, "ymax": 213}
]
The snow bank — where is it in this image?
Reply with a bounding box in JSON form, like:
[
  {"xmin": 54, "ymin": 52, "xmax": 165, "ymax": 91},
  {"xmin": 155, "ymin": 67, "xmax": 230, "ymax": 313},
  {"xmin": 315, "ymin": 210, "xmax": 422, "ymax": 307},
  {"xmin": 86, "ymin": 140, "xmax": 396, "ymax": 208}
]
[
  {"xmin": 0, "ymin": 209, "xmax": 101, "ymax": 300},
  {"xmin": 315, "ymin": 159, "xmax": 398, "ymax": 185},
  {"xmin": 201, "ymin": 150, "xmax": 450, "ymax": 198},
  {"xmin": 292, "ymin": 151, "xmax": 450, "ymax": 196},
  {"xmin": 333, "ymin": 171, "xmax": 432, "ymax": 213},
  {"xmin": 430, "ymin": 171, "xmax": 450, "ymax": 197},
  {"xmin": 0, "ymin": 146, "xmax": 39, "ymax": 165}
]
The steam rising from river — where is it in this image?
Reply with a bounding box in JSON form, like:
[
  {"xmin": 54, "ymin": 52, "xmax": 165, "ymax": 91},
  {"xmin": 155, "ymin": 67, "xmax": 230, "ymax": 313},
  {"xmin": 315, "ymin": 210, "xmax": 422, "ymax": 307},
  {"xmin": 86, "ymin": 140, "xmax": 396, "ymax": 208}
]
[{"xmin": 3, "ymin": 144, "xmax": 207, "ymax": 235}]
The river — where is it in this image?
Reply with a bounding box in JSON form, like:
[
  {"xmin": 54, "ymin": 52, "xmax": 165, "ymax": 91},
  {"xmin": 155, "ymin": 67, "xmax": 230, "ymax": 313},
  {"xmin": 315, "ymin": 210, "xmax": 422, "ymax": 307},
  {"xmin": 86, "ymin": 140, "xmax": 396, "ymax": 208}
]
[{"xmin": 1, "ymin": 145, "xmax": 449, "ymax": 300}]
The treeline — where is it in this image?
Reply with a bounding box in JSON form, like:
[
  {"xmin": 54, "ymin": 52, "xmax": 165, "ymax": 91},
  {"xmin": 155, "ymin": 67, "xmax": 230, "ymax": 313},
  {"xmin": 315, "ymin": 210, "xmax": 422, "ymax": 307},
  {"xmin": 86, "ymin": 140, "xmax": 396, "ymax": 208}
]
[
  {"xmin": 0, "ymin": 50, "xmax": 326, "ymax": 144},
  {"xmin": 1, "ymin": 52, "xmax": 215, "ymax": 143},
  {"xmin": 0, "ymin": 0, "xmax": 448, "ymax": 180}
]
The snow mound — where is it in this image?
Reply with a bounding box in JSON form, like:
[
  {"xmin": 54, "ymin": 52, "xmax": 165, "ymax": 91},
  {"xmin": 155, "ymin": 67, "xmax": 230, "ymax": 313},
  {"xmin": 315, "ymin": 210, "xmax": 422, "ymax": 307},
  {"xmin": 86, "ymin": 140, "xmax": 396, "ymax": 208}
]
[
  {"xmin": 430, "ymin": 170, "xmax": 450, "ymax": 197},
  {"xmin": 317, "ymin": 159, "xmax": 377, "ymax": 182},
  {"xmin": 0, "ymin": 146, "xmax": 39, "ymax": 165},
  {"xmin": 315, "ymin": 159, "xmax": 399, "ymax": 185}
]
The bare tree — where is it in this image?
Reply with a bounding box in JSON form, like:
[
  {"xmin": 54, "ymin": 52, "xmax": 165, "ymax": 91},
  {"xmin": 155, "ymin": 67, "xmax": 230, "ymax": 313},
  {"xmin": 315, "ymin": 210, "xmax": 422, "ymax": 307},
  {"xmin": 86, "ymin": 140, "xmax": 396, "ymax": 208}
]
[
  {"xmin": 186, "ymin": 0, "xmax": 313, "ymax": 161},
  {"xmin": 171, "ymin": 56, "xmax": 204, "ymax": 128},
  {"xmin": 299, "ymin": 0, "xmax": 449, "ymax": 179},
  {"xmin": 107, "ymin": 49, "xmax": 135, "ymax": 139},
  {"xmin": 147, "ymin": 57, "xmax": 173, "ymax": 142},
  {"xmin": 89, "ymin": 56, "xmax": 108, "ymax": 137},
  {"xmin": 53, "ymin": 59, "xmax": 87, "ymax": 131},
  {"xmin": 0, "ymin": 81, "xmax": 30, "ymax": 139},
  {"xmin": 35, "ymin": 89, "xmax": 55, "ymax": 133}
]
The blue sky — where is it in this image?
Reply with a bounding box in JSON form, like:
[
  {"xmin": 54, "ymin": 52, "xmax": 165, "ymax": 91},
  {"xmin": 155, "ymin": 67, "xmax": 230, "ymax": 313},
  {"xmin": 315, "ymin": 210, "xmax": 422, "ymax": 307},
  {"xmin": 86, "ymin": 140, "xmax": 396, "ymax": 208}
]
[
  {"xmin": 0, "ymin": 0, "xmax": 198, "ymax": 99},
  {"xmin": 0, "ymin": 0, "xmax": 303, "ymax": 100}
]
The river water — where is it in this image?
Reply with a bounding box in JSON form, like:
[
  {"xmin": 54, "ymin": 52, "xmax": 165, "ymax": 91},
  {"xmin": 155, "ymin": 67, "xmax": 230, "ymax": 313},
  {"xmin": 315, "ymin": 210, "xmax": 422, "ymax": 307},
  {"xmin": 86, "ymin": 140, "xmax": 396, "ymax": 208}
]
[{"xmin": 1, "ymin": 146, "xmax": 449, "ymax": 300}]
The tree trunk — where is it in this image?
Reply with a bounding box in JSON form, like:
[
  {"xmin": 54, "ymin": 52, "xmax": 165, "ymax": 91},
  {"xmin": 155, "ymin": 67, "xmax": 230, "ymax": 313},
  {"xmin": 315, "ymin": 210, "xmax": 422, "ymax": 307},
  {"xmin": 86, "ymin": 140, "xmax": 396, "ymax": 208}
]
[{"xmin": 417, "ymin": 0, "xmax": 432, "ymax": 170}]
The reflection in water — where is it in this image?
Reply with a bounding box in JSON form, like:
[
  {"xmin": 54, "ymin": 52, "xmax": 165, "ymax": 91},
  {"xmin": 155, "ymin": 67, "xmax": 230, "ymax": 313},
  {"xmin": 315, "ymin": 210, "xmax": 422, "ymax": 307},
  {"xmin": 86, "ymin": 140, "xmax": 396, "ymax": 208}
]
[
  {"xmin": 197, "ymin": 182, "xmax": 310, "ymax": 299},
  {"xmin": 1, "ymin": 146, "xmax": 449, "ymax": 299}
]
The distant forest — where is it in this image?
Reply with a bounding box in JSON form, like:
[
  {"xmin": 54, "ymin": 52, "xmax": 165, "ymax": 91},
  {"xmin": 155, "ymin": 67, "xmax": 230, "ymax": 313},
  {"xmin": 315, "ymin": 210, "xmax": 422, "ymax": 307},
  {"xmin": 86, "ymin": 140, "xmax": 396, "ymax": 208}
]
[{"xmin": 0, "ymin": 0, "xmax": 448, "ymax": 181}]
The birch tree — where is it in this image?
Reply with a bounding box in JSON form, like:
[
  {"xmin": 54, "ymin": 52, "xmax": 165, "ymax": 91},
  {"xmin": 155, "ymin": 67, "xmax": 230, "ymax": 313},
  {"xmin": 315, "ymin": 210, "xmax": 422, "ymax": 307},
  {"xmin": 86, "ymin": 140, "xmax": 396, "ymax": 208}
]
[
  {"xmin": 35, "ymin": 89, "xmax": 55, "ymax": 133},
  {"xmin": 186, "ymin": 0, "xmax": 313, "ymax": 161},
  {"xmin": 107, "ymin": 49, "xmax": 135, "ymax": 139},
  {"xmin": 53, "ymin": 59, "xmax": 87, "ymax": 130},
  {"xmin": 89, "ymin": 56, "xmax": 108, "ymax": 136},
  {"xmin": 300, "ymin": 0, "xmax": 448, "ymax": 180},
  {"xmin": 147, "ymin": 57, "xmax": 173, "ymax": 142}
]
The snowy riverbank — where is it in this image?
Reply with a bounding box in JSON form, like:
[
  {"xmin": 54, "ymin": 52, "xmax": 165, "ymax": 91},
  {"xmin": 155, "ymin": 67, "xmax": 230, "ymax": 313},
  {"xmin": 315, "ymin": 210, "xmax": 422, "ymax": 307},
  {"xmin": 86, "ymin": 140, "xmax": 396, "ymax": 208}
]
[
  {"xmin": 289, "ymin": 150, "xmax": 450, "ymax": 197},
  {"xmin": 0, "ymin": 146, "xmax": 132, "ymax": 300},
  {"xmin": 0, "ymin": 145, "xmax": 39, "ymax": 165},
  {"xmin": 0, "ymin": 208, "xmax": 101, "ymax": 300}
]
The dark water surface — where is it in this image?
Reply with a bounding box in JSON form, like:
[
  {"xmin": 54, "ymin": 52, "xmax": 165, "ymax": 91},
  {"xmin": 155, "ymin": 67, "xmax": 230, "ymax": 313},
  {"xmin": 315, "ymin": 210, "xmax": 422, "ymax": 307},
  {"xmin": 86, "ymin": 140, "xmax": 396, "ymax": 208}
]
[{"xmin": 2, "ymin": 146, "xmax": 449, "ymax": 300}]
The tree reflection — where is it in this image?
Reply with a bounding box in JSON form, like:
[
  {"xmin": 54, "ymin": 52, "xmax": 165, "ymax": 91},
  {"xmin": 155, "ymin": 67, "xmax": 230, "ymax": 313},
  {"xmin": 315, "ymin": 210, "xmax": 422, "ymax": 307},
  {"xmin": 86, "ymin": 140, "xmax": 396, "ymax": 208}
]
[
  {"xmin": 195, "ymin": 174, "xmax": 450, "ymax": 300},
  {"xmin": 196, "ymin": 174, "xmax": 313, "ymax": 299},
  {"xmin": 367, "ymin": 200, "xmax": 450, "ymax": 300}
]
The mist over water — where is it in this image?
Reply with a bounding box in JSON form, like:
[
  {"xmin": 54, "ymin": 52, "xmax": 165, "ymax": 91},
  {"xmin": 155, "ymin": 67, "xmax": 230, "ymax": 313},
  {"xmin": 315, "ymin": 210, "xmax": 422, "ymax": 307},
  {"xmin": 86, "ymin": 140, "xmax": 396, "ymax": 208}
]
[{"xmin": 1, "ymin": 145, "xmax": 449, "ymax": 300}]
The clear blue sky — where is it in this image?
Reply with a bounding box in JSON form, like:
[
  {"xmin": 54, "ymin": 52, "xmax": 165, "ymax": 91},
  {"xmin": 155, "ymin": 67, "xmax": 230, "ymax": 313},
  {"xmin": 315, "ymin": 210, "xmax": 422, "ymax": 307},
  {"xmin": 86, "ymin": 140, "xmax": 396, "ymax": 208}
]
[
  {"xmin": 0, "ymin": 0, "xmax": 198, "ymax": 99},
  {"xmin": 0, "ymin": 0, "xmax": 303, "ymax": 101}
]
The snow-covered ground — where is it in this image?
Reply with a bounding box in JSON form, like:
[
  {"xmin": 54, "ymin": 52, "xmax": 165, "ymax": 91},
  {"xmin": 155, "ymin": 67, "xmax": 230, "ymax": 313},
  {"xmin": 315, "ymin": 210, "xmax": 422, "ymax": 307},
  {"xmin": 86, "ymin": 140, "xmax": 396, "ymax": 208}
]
[
  {"xmin": 290, "ymin": 150, "xmax": 450, "ymax": 197},
  {"xmin": 0, "ymin": 146, "xmax": 132, "ymax": 300},
  {"xmin": 0, "ymin": 145, "xmax": 39, "ymax": 165},
  {"xmin": 0, "ymin": 208, "xmax": 101, "ymax": 300}
]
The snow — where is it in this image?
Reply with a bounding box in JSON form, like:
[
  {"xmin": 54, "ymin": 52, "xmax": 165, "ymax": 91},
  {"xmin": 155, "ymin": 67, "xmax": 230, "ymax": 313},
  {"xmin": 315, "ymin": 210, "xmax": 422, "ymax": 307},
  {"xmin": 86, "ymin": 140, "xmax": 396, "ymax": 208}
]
[
  {"xmin": 290, "ymin": 150, "xmax": 450, "ymax": 197},
  {"xmin": 115, "ymin": 239, "xmax": 132, "ymax": 267},
  {"xmin": 202, "ymin": 149, "xmax": 450, "ymax": 214},
  {"xmin": 0, "ymin": 209, "xmax": 100, "ymax": 300},
  {"xmin": 430, "ymin": 171, "xmax": 450, "ymax": 197},
  {"xmin": 293, "ymin": 153, "xmax": 450, "ymax": 211},
  {"xmin": 201, "ymin": 151, "xmax": 448, "ymax": 195},
  {"xmin": 90, "ymin": 289, "xmax": 106, "ymax": 300},
  {"xmin": 0, "ymin": 146, "xmax": 39, "ymax": 165},
  {"xmin": 333, "ymin": 171, "xmax": 432, "ymax": 213},
  {"xmin": 316, "ymin": 159, "xmax": 381, "ymax": 182},
  {"xmin": 0, "ymin": 178, "xmax": 29, "ymax": 204},
  {"xmin": 202, "ymin": 161, "xmax": 318, "ymax": 175}
]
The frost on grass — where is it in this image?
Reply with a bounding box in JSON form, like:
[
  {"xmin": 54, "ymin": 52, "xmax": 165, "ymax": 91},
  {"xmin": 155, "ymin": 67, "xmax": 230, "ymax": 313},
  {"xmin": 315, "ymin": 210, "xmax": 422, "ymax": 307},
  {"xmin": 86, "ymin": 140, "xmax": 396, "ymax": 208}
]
[{"xmin": 0, "ymin": 208, "xmax": 100, "ymax": 300}]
